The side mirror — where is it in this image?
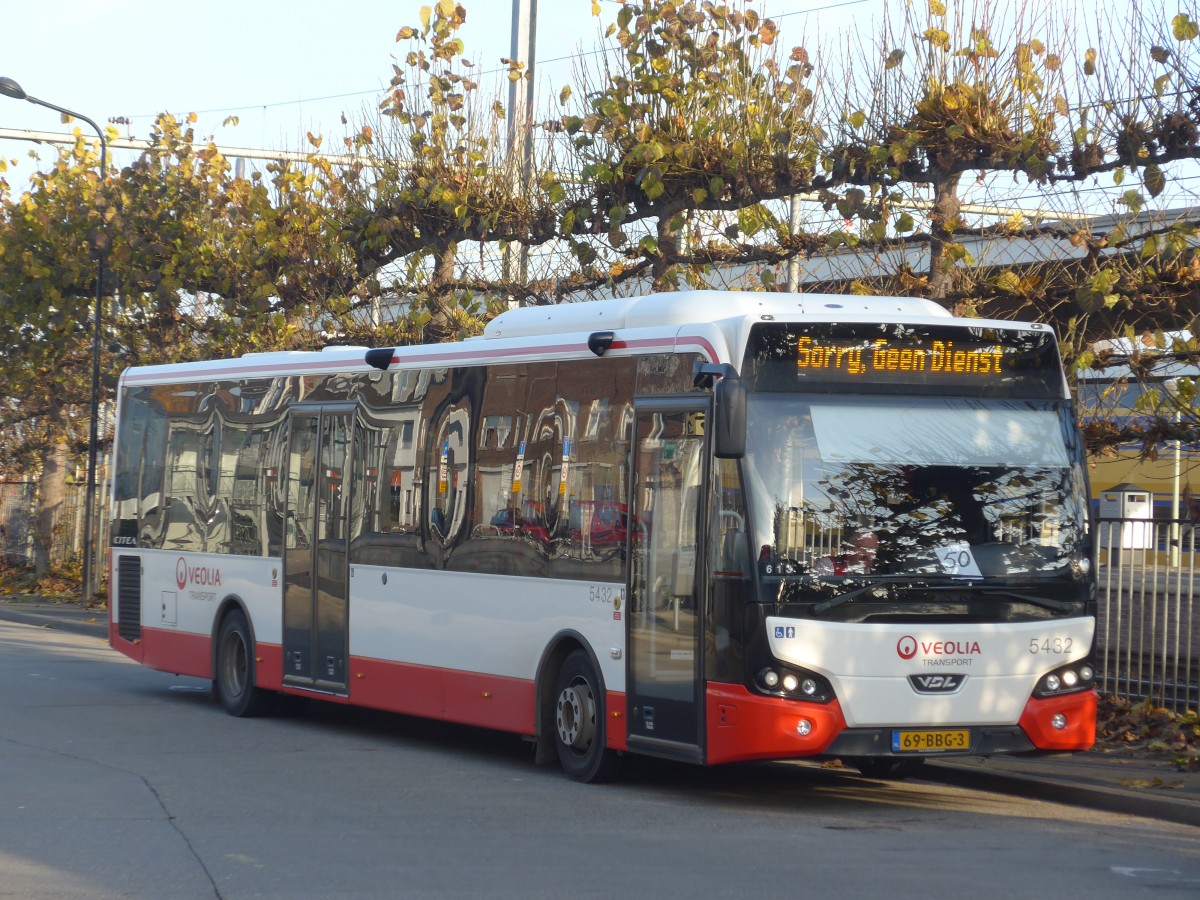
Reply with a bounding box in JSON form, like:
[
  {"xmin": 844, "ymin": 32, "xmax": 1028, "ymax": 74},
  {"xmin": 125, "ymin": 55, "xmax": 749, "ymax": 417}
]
[{"xmin": 713, "ymin": 374, "xmax": 746, "ymax": 459}]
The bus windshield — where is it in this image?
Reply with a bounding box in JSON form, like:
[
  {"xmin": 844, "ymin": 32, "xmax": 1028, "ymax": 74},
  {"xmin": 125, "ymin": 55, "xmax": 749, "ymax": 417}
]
[{"xmin": 742, "ymin": 394, "xmax": 1090, "ymax": 583}]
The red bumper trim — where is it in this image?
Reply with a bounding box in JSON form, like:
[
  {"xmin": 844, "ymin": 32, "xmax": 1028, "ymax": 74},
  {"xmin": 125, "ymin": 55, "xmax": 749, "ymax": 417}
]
[
  {"xmin": 1018, "ymin": 690, "xmax": 1098, "ymax": 751},
  {"xmin": 705, "ymin": 683, "xmax": 846, "ymax": 765}
]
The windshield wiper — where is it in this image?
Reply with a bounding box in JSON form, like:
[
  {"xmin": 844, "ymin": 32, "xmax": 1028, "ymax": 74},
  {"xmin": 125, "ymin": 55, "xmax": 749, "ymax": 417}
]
[
  {"xmin": 916, "ymin": 588, "xmax": 1080, "ymax": 619},
  {"xmin": 809, "ymin": 576, "xmax": 937, "ymax": 615},
  {"xmin": 811, "ymin": 579, "xmax": 1078, "ymax": 616}
]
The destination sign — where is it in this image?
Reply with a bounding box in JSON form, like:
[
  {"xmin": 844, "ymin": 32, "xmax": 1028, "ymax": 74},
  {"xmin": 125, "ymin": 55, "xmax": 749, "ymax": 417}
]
[
  {"xmin": 744, "ymin": 322, "xmax": 1063, "ymax": 398},
  {"xmin": 797, "ymin": 336, "xmax": 1005, "ymax": 378}
]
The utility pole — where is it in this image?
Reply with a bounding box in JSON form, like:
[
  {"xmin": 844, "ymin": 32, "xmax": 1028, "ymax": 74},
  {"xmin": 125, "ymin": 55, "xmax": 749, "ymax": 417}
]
[
  {"xmin": 503, "ymin": 0, "xmax": 537, "ymax": 297},
  {"xmin": 787, "ymin": 193, "xmax": 802, "ymax": 292}
]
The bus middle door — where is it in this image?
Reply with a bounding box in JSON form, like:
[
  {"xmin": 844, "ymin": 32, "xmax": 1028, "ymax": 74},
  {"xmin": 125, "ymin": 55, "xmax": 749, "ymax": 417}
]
[
  {"xmin": 283, "ymin": 404, "xmax": 354, "ymax": 694},
  {"xmin": 626, "ymin": 400, "xmax": 708, "ymax": 763}
]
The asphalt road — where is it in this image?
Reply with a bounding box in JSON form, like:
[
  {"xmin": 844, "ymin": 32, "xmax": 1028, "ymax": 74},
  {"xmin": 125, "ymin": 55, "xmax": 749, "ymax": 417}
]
[{"xmin": 2, "ymin": 621, "xmax": 1198, "ymax": 899}]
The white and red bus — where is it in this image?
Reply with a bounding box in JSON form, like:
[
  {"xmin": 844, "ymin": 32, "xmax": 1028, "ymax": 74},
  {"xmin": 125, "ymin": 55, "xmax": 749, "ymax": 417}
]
[{"xmin": 109, "ymin": 291, "xmax": 1097, "ymax": 781}]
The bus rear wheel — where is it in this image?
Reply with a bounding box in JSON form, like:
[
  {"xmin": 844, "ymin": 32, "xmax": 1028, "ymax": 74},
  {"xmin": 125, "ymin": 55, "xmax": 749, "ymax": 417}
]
[
  {"xmin": 553, "ymin": 650, "xmax": 623, "ymax": 783},
  {"xmin": 851, "ymin": 757, "xmax": 925, "ymax": 780},
  {"xmin": 215, "ymin": 609, "xmax": 275, "ymax": 717}
]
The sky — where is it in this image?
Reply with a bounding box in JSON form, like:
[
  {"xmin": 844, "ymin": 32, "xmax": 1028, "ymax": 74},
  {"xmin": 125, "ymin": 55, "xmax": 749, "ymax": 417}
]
[
  {"xmin": 3, "ymin": 0, "xmax": 1186, "ymax": 218},
  {"xmin": 0, "ymin": 0, "xmax": 878, "ymax": 176}
]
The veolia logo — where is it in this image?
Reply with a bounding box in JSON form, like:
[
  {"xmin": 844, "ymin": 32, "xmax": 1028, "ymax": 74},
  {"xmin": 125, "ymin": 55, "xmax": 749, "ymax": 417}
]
[
  {"xmin": 897, "ymin": 635, "xmax": 918, "ymax": 660},
  {"xmin": 176, "ymin": 557, "xmax": 223, "ymax": 591}
]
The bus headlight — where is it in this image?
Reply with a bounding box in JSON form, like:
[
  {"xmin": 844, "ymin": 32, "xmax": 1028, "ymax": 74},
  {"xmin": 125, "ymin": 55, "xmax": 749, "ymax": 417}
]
[
  {"xmin": 1034, "ymin": 659, "xmax": 1096, "ymax": 698},
  {"xmin": 755, "ymin": 667, "xmax": 833, "ymax": 703}
]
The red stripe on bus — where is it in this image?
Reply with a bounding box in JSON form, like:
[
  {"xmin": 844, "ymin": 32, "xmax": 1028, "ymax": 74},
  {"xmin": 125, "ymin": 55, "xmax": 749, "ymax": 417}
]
[
  {"xmin": 388, "ymin": 333, "xmax": 721, "ymax": 367},
  {"xmin": 605, "ymin": 690, "xmax": 628, "ymax": 752},
  {"xmin": 120, "ymin": 629, "xmax": 623, "ymax": 750},
  {"xmin": 124, "ymin": 333, "xmax": 722, "ymax": 385},
  {"xmin": 138, "ymin": 626, "xmax": 212, "ymax": 679},
  {"xmin": 254, "ymin": 642, "xmax": 284, "ymax": 691},
  {"xmin": 704, "ymin": 683, "xmax": 847, "ymax": 765},
  {"xmin": 348, "ymin": 656, "xmax": 537, "ymax": 736},
  {"xmin": 109, "ymin": 621, "xmax": 143, "ymax": 662}
]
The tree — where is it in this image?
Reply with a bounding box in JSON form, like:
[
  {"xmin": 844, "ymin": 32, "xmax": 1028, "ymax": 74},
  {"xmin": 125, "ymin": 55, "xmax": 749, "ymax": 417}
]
[
  {"xmin": 557, "ymin": 0, "xmax": 822, "ymax": 292},
  {"xmin": 0, "ymin": 130, "xmax": 114, "ymax": 573},
  {"xmin": 341, "ymin": 1, "xmax": 561, "ymax": 342}
]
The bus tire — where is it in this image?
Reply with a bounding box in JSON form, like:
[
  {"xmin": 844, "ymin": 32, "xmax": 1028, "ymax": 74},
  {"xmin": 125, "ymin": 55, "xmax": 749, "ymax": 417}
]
[
  {"xmin": 851, "ymin": 757, "xmax": 925, "ymax": 780},
  {"xmin": 215, "ymin": 609, "xmax": 275, "ymax": 718},
  {"xmin": 553, "ymin": 650, "xmax": 623, "ymax": 783}
]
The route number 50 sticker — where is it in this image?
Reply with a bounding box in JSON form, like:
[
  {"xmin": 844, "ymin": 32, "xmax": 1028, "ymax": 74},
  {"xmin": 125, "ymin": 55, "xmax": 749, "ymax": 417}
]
[{"xmin": 938, "ymin": 541, "xmax": 983, "ymax": 578}]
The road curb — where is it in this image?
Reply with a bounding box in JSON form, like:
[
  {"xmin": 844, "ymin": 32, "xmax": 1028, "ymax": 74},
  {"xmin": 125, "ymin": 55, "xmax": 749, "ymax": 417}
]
[
  {"xmin": 926, "ymin": 761, "xmax": 1200, "ymax": 828},
  {"xmin": 0, "ymin": 604, "xmax": 108, "ymax": 639}
]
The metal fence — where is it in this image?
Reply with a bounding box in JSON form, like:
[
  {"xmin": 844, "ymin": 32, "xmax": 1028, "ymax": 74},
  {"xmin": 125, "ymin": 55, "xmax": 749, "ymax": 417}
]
[
  {"xmin": 1095, "ymin": 516, "xmax": 1198, "ymax": 714},
  {"xmin": 0, "ymin": 473, "xmax": 111, "ymax": 593}
]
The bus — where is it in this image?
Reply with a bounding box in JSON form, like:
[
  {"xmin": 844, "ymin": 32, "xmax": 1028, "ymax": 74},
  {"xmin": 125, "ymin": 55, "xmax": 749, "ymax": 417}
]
[{"xmin": 108, "ymin": 291, "xmax": 1098, "ymax": 782}]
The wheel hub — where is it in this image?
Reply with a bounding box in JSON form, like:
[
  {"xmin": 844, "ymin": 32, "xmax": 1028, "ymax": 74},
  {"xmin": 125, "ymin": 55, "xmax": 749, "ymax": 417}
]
[{"xmin": 556, "ymin": 680, "xmax": 596, "ymax": 750}]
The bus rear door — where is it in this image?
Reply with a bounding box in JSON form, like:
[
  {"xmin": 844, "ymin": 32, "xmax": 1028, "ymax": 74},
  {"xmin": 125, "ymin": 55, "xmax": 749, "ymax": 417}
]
[
  {"xmin": 626, "ymin": 400, "xmax": 708, "ymax": 762},
  {"xmin": 283, "ymin": 404, "xmax": 354, "ymax": 694}
]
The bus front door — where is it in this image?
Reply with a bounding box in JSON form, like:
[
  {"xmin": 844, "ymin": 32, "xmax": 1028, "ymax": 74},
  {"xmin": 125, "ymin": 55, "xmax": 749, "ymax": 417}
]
[
  {"xmin": 283, "ymin": 406, "xmax": 353, "ymax": 694},
  {"xmin": 626, "ymin": 401, "xmax": 707, "ymax": 762}
]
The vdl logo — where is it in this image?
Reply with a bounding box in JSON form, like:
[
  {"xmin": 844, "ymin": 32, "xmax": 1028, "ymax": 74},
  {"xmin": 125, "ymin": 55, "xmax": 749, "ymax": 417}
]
[
  {"xmin": 896, "ymin": 635, "xmax": 918, "ymax": 659},
  {"xmin": 908, "ymin": 673, "xmax": 966, "ymax": 694}
]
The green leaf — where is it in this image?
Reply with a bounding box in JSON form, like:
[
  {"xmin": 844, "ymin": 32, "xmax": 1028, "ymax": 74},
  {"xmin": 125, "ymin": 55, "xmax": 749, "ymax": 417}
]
[
  {"xmin": 1145, "ymin": 164, "xmax": 1166, "ymax": 198},
  {"xmin": 924, "ymin": 28, "xmax": 950, "ymax": 50},
  {"xmin": 849, "ymin": 110, "xmax": 866, "ymax": 129},
  {"xmin": 1172, "ymin": 13, "xmax": 1199, "ymax": 41},
  {"xmin": 1119, "ymin": 190, "xmax": 1143, "ymax": 215},
  {"xmin": 641, "ymin": 170, "xmax": 665, "ymax": 200},
  {"xmin": 993, "ymin": 270, "xmax": 1023, "ymax": 293},
  {"xmin": 894, "ymin": 212, "xmax": 915, "ymax": 233}
]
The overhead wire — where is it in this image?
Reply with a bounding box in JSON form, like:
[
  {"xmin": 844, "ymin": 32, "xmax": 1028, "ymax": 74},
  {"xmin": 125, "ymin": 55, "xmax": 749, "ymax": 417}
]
[{"xmin": 127, "ymin": 0, "xmax": 876, "ymax": 121}]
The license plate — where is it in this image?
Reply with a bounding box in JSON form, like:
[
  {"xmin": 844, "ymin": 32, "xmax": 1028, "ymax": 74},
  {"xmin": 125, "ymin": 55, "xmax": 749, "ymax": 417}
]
[{"xmin": 891, "ymin": 729, "xmax": 970, "ymax": 753}]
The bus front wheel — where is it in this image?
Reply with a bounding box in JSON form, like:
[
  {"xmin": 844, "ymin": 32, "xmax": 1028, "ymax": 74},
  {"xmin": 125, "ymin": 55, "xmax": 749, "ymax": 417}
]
[
  {"xmin": 553, "ymin": 650, "xmax": 623, "ymax": 783},
  {"xmin": 215, "ymin": 609, "xmax": 275, "ymax": 717}
]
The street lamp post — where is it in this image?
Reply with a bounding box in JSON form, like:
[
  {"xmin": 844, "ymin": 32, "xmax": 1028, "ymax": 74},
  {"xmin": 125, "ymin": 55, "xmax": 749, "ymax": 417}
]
[
  {"xmin": 1165, "ymin": 378, "xmax": 1183, "ymax": 567},
  {"xmin": 0, "ymin": 76, "xmax": 108, "ymax": 606}
]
